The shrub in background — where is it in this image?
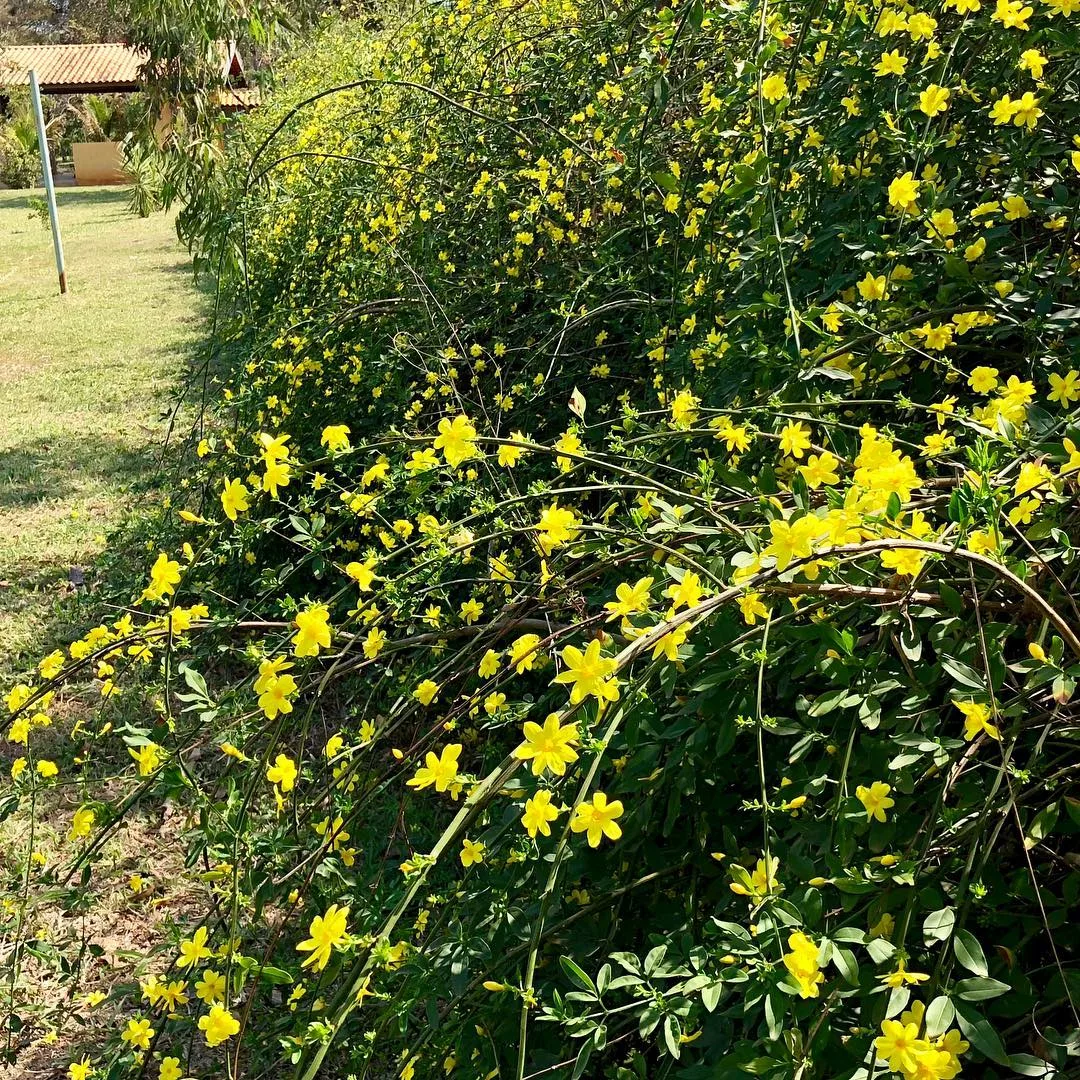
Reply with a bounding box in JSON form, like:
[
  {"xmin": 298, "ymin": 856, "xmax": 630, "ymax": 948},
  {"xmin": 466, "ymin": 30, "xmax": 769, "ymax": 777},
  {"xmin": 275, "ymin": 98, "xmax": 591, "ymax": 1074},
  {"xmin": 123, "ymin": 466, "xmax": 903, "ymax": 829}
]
[{"xmin": 2, "ymin": 0, "xmax": 1080, "ymax": 1078}]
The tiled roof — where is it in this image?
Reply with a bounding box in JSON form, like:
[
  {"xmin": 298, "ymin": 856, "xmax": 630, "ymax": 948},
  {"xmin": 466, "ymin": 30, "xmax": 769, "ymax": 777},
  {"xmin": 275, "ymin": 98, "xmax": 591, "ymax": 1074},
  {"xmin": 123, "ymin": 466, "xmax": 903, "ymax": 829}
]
[
  {"xmin": 0, "ymin": 43, "xmax": 148, "ymax": 91},
  {"xmin": 0, "ymin": 41, "xmax": 244, "ymax": 93},
  {"xmin": 215, "ymin": 86, "xmax": 261, "ymax": 110}
]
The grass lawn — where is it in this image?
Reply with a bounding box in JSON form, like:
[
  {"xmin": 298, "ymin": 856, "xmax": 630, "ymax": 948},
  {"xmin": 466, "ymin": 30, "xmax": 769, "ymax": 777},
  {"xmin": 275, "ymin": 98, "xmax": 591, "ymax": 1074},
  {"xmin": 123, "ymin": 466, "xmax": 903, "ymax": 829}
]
[{"xmin": 0, "ymin": 186, "xmax": 203, "ymax": 675}]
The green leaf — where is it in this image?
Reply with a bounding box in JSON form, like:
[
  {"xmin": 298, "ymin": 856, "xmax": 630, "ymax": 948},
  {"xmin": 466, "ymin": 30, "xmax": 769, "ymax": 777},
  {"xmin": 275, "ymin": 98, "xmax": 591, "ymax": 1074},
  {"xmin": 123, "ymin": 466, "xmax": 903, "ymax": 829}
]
[
  {"xmin": 701, "ymin": 981, "xmax": 723, "ymax": 1012},
  {"xmin": 255, "ymin": 965, "xmax": 294, "ymax": 985},
  {"xmin": 832, "ymin": 947, "xmax": 859, "ymax": 986},
  {"xmin": 886, "ymin": 986, "xmax": 911, "ymax": 1017},
  {"xmin": 571, "ymin": 1041, "xmax": 592, "ymax": 1080},
  {"xmin": 663, "ymin": 1014, "xmax": 681, "ymax": 1059},
  {"xmin": 941, "ymin": 656, "xmax": 985, "ymax": 691},
  {"xmin": 954, "ymin": 977, "xmax": 1010, "ymax": 1001},
  {"xmin": 925, "ymin": 995, "xmax": 954, "ymax": 1038},
  {"xmin": 644, "ymin": 945, "xmax": 668, "ymax": 976},
  {"xmin": 1006, "ymin": 1053, "xmax": 1055, "ymax": 1077},
  {"xmin": 560, "ymin": 956, "xmax": 596, "ymax": 995},
  {"xmin": 765, "ymin": 990, "xmax": 784, "ymax": 1040},
  {"xmin": 938, "ymin": 583, "xmax": 964, "ymax": 615},
  {"xmin": 899, "ymin": 624, "xmax": 922, "ymax": 662},
  {"xmin": 953, "ymin": 1001, "xmax": 1010, "ymax": 1065},
  {"xmin": 923, "ymin": 907, "xmax": 955, "ymax": 943},
  {"xmin": 953, "ymin": 930, "xmax": 988, "ymax": 976},
  {"xmin": 1024, "ymin": 801, "xmax": 1059, "ymax": 850}
]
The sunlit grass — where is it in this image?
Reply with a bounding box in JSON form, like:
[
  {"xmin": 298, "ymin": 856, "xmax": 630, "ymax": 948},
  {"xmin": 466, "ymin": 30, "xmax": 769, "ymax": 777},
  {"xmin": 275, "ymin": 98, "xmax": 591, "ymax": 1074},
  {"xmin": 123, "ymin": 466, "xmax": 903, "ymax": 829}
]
[{"xmin": 0, "ymin": 186, "xmax": 202, "ymax": 672}]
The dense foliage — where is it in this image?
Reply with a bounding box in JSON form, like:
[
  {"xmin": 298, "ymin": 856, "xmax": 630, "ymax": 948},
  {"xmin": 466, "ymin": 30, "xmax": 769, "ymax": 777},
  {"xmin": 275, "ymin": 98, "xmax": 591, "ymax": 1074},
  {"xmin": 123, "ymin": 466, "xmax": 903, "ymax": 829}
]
[{"xmin": 4, "ymin": 0, "xmax": 1080, "ymax": 1077}]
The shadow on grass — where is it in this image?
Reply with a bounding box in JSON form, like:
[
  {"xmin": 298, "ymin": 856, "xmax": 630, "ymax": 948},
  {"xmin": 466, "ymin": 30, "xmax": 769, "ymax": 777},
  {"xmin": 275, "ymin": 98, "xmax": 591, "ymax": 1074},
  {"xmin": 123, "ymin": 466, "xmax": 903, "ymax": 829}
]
[{"xmin": 0, "ymin": 433, "xmax": 149, "ymax": 511}]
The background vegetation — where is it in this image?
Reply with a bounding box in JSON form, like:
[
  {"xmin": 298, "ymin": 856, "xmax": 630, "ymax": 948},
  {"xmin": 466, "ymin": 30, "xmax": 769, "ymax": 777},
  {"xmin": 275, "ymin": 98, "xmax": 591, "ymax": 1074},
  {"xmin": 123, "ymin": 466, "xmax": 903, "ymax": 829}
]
[{"xmin": 2, "ymin": 0, "xmax": 1079, "ymax": 1077}]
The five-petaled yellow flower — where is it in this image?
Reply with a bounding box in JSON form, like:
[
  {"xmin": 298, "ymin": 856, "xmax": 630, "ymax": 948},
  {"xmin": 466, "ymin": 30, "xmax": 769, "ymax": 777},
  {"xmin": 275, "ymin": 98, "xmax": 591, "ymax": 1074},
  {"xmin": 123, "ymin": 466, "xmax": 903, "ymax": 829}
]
[
  {"xmin": 571, "ymin": 792, "xmax": 624, "ymax": 847},
  {"xmin": 296, "ymin": 904, "xmax": 350, "ymax": 971},
  {"xmin": 554, "ymin": 639, "xmax": 620, "ymax": 704},
  {"xmin": 856, "ymin": 781, "xmax": 895, "ymax": 822},
  {"xmin": 514, "ymin": 713, "xmax": 580, "ymax": 776}
]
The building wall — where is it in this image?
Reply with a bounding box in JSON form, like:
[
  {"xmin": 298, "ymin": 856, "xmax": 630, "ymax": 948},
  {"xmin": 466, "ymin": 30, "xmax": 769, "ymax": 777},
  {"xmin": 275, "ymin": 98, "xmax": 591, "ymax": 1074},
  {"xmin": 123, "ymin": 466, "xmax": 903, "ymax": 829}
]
[{"xmin": 72, "ymin": 141, "xmax": 127, "ymax": 185}]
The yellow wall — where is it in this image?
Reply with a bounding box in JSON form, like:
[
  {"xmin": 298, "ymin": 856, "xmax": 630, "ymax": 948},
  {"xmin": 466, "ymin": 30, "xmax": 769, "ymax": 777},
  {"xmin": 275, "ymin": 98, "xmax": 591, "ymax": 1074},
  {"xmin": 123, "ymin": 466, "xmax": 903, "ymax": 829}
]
[{"xmin": 72, "ymin": 141, "xmax": 128, "ymax": 186}]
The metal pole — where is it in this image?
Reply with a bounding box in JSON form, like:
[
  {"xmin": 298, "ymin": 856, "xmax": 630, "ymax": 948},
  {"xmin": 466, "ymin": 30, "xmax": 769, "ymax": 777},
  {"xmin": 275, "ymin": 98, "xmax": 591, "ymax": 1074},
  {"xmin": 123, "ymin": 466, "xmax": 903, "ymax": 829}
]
[{"xmin": 29, "ymin": 69, "xmax": 67, "ymax": 295}]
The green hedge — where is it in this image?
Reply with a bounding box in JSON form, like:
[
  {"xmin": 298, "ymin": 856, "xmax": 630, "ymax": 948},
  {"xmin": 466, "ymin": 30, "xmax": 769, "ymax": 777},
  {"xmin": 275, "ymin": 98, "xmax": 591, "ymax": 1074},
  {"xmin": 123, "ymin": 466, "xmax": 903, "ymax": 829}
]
[{"xmin": 4, "ymin": 0, "xmax": 1080, "ymax": 1078}]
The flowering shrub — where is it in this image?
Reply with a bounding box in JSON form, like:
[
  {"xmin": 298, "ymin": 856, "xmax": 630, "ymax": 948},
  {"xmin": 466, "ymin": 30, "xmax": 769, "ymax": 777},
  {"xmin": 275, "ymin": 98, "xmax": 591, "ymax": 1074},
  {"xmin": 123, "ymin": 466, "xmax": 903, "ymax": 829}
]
[{"xmin": 3, "ymin": 0, "xmax": 1080, "ymax": 1078}]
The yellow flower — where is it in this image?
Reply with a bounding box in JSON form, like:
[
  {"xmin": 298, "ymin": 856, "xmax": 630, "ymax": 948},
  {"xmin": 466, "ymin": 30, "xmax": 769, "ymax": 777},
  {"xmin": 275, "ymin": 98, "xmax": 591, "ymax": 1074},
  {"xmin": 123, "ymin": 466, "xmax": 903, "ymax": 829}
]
[
  {"xmin": 69, "ymin": 807, "xmax": 95, "ymax": 842},
  {"xmin": 219, "ymin": 478, "xmax": 250, "ymax": 523},
  {"xmin": 782, "ymin": 931, "xmax": 824, "ymax": 998},
  {"xmin": 406, "ymin": 744, "xmax": 462, "ymax": 792},
  {"xmin": 515, "ymin": 713, "xmax": 580, "ymax": 776},
  {"xmin": 1018, "ymin": 48, "xmax": 1047, "ymax": 78},
  {"xmin": 296, "ymin": 904, "xmax": 350, "ymax": 971},
  {"xmin": 198, "ymin": 1003, "xmax": 241, "ymax": 1047},
  {"xmin": 120, "ymin": 1017, "xmax": 154, "ymax": 1050},
  {"xmin": 798, "ymin": 451, "xmax": 840, "ymax": 489},
  {"xmin": 738, "ymin": 592, "xmax": 769, "ymax": 625},
  {"xmin": 955, "ymin": 700, "xmax": 1001, "ymax": 741},
  {"xmin": 880, "ymin": 547, "xmax": 926, "ymax": 576},
  {"xmin": 669, "ymin": 388, "xmax": 701, "ymax": 428},
  {"xmin": 554, "ymin": 430, "xmax": 583, "ymax": 471},
  {"xmin": 1061, "ymin": 439, "xmax": 1080, "ymax": 476},
  {"xmin": 159, "ymin": 1057, "xmax": 186, "ymax": 1080},
  {"xmin": 413, "ymin": 679, "xmax": 440, "ymax": 706},
  {"xmin": 651, "ymin": 621, "xmax": 690, "ymax": 662},
  {"xmin": 779, "ymin": 421, "xmax": 812, "ymax": 459},
  {"xmin": 857, "ymin": 272, "xmax": 888, "ymax": 301},
  {"xmin": 521, "ymin": 789, "xmax": 561, "ymax": 838},
  {"xmin": 258, "ymin": 673, "xmax": 297, "ymax": 719},
  {"xmin": 992, "ymin": 0, "xmax": 1032, "ymax": 27},
  {"xmin": 508, "ymin": 633, "xmax": 542, "ymax": 674},
  {"xmin": 128, "ymin": 743, "xmax": 162, "ymax": 776},
  {"xmin": 665, "ymin": 570, "xmax": 705, "ymax": 611},
  {"xmin": 320, "ymin": 424, "xmax": 351, "ymax": 452},
  {"xmin": 262, "ymin": 456, "xmax": 292, "ymax": 497},
  {"xmin": 536, "ymin": 502, "xmax": 582, "ymax": 553},
  {"xmin": 1048, "ymin": 370, "xmax": 1080, "ymax": 406},
  {"xmin": 143, "ymin": 552, "xmax": 181, "ymax": 602},
  {"xmin": 879, "ymin": 961, "xmax": 931, "ymax": 987},
  {"xmin": 963, "ymin": 236, "xmax": 986, "ymax": 262},
  {"xmin": 478, "ymin": 649, "xmax": 500, "ymax": 678},
  {"xmin": 856, "ymin": 781, "xmax": 895, "ymax": 822},
  {"xmin": 760, "ymin": 73, "xmax": 788, "ymax": 103},
  {"xmin": 1003, "ymin": 194, "xmax": 1030, "ymax": 220},
  {"xmin": 968, "ymin": 366, "xmax": 999, "ymax": 394},
  {"xmin": 553, "ymin": 639, "xmax": 620, "ymax": 704},
  {"xmin": 68, "ymin": 1059, "xmax": 93, "ymax": 1080},
  {"xmin": 363, "ymin": 627, "xmax": 387, "ymax": 660},
  {"xmin": 874, "ymin": 1019, "xmax": 926, "ymax": 1073},
  {"xmin": 887, "ymin": 171, "xmax": 920, "ymax": 212},
  {"xmin": 1011, "ymin": 91, "xmax": 1043, "ymax": 130},
  {"xmin": 875, "ymin": 49, "xmax": 908, "ymax": 76},
  {"xmin": 432, "ymin": 414, "xmax": 478, "ymax": 467},
  {"xmin": 195, "ymin": 969, "xmax": 226, "ymax": 1004},
  {"xmin": 293, "ymin": 605, "xmax": 332, "ymax": 657},
  {"xmin": 346, "ymin": 557, "xmax": 378, "ymax": 591},
  {"xmin": 918, "ymin": 83, "xmax": 950, "ymax": 116},
  {"xmin": 497, "ymin": 431, "xmax": 528, "ymax": 467},
  {"xmin": 571, "ymin": 792, "xmax": 624, "ymax": 847},
  {"xmin": 605, "ymin": 577, "xmax": 653, "ymax": 621},
  {"xmin": 460, "ymin": 838, "xmax": 485, "ymax": 867},
  {"xmin": 405, "ymin": 448, "xmax": 439, "ymax": 472},
  {"xmin": 177, "ymin": 925, "xmax": 213, "ymax": 968},
  {"xmin": 906, "ymin": 10, "xmax": 937, "ymax": 37},
  {"xmin": 765, "ymin": 516, "xmax": 817, "ymax": 572},
  {"xmin": 266, "ymin": 753, "xmax": 298, "ymax": 792}
]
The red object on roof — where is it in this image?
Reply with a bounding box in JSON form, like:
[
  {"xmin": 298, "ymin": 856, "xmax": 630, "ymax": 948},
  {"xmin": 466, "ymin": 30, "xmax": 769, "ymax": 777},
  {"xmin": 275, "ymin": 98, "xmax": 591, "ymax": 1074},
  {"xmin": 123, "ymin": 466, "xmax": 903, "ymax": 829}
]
[{"xmin": 0, "ymin": 41, "xmax": 246, "ymax": 94}]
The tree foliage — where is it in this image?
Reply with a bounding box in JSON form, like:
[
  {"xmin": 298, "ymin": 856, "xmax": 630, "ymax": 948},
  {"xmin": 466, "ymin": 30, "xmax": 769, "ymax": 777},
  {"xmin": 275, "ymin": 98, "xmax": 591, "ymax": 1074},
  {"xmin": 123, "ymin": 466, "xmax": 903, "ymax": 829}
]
[{"xmin": 3, "ymin": 0, "xmax": 1080, "ymax": 1078}]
